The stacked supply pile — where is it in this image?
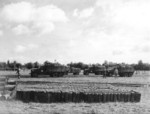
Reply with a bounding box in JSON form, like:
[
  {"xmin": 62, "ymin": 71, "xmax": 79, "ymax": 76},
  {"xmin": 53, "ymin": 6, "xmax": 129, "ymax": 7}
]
[{"xmin": 16, "ymin": 82, "xmax": 141, "ymax": 103}]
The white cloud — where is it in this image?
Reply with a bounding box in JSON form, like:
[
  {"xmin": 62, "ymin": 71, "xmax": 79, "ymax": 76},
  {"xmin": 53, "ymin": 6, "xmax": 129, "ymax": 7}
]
[
  {"xmin": 132, "ymin": 45, "xmax": 150, "ymax": 53},
  {"xmin": 142, "ymin": 46, "xmax": 150, "ymax": 53},
  {"xmin": 28, "ymin": 44, "xmax": 39, "ymax": 49},
  {"xmin": 95, "ymin": 0, "xmax": 150, "ymax": 36},
  {"xmin": 0, "ymin": 0, "xmax": 150, "ymax": 64},
  {"xmin": 73, "ymin": 7, "xmax": 94, "ymax": 18},
  {"xmin": 34, "ymin": 5, "xmax": 68, "ymax": 22},
  {"xmin": 2, "ymin": 2, "xmax": 68, "ymax": 23},
  {"xmin": 1, "ymin": 2, "xmax": 68, "ymax": 23},
  {"xmin": 12, "ymin": 24, "xmax": 31, "ymax": 35},
  {"xmin": 15, "ymin": 44, "xmax": 39, "ymax": 53},
  {"xmin": 15, "ymin": 45, "xmax": 26, "ymax": 53},
  {"xmin": 1, "ymin": 2, "xmax": 34, "ymax": 23},
  {"xmin": 32, "ymin": 21, "xmax": 55, "ymax": 35},
  {"xmin": 113, "ymin": 1, "xmax": 150, "ymax": 31},
  {"xmin": 96, "ymin": 0, "xmax": 123, "ymax": 8},
  {"xmin": 112, "ymin": 50, "xmax": 123, "ymax": 55},
  {"xmin": 0, "ymin": 30, "xmax": 3, "ymax": 36},
  {"xmin": 1, "ymin": 1, "xmax": 68, "ymax": 35}
]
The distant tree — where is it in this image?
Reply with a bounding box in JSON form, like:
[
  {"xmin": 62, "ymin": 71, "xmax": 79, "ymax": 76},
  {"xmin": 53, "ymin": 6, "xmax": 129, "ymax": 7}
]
[
  {"xmin": 44, "ymin": 61, "xmax": 51, "ymax": 66},
  {"xmin": 24, "ymin": 62, "xmax": 34, "ymax": 69},
  {"xmin": 34, "ymin": 61, "xmax": 40, "ymax": 68},
  {"xmin": 16, "ymin": 63, "xmax": 22, "ymax": 68},
  {"xmin": 133, "ymin": 60, "xmax": 150, "ymax": 70},
  {"xmin": 102, "ymin": 60, "xmax": 108, "ymax": 66},
  {"xmin": 138, "ymin": 60, "xmax": 143, "ymax": 66}
]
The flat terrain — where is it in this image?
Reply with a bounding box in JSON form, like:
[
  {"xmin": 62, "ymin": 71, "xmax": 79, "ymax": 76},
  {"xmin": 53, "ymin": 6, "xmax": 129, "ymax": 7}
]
[{"xmin": 0, "ymin": 71, "xmax": 150, "ymax": 114}]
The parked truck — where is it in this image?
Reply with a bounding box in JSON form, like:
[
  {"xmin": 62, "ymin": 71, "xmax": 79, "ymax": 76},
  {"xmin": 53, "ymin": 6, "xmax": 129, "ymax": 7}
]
[
  {"xmin": 31, "ymin": 63, "xmax": 69, "ymax": 77},
  {"xmin": 83, "ymin": 64, "xmax": 135, "ymax": 77},
  {"xmin": 104, "ymin": 65, "xmax": 135, "ymax": 77},
  {"xmin": 69, "ymin": 67, "xmax": 81, "ymax": 75},
  {"xmin": 117, "ymin": 65, "xmax": 135, "ymax": 77},
  {"xmin": 83, "ymin": 65, "xmax": 106, "ymax": 75}
]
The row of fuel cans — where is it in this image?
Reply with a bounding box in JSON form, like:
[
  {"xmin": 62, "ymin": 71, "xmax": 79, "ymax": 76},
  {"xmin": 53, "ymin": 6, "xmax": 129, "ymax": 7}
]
[{"xmin": 16, "ymin": 89, "xmax": 141, "ymax": 103}]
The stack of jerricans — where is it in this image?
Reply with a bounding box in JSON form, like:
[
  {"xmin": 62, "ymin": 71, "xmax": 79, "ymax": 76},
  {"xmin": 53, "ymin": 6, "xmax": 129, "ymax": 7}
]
[{"xmin": 16, "ymin": 82, "xmax": 141, "ymax": 103}]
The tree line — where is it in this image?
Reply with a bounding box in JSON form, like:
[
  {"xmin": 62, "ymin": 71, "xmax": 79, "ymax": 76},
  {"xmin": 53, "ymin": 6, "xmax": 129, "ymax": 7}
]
[
  {"xmin": 0, "ymin": 60, "xmax": 40, "ymax": 70},
  {"xmin": 0, "ymin": 60, "xmax": 149, "ymax": 71}
]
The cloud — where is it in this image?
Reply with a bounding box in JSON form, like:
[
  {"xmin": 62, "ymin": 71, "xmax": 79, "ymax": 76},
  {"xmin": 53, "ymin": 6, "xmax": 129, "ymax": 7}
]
[
  {"xmin": 142, "ymin": 46, "xmax": 150, "ymax": 53},
  {"xmin": 12, "ymin": 24, "xmax": 31, "ymax": 35},
  {"xmin": 73, "ymin": 7, "xmax": 94, "ymax": 18},
  {"xmin": 113, "ymin": 1, "xmax": 150, "ymax": 30},
  {"xmin": 34, "ymin": 5, "xmax": 68, "ymax": 22},
  {"xmin": 0, "ymin": 30, "xmax": 3, "ymax": 36},
  {"xmin": 15, "ymin": 45, "xmax": 26, "ymax": 53},
  {"xmin": 96, "ymin": 0, "xmax": 150, "ymax": 36},
  {"xmin": 132, "ymin": 45, "xmax": 150, "ymax": 53},
  {"xmin": 15, "ymin": 44, "xmax": 39, "ymax": 53},
  {"xmin": 32, "ymin": 21, "xmax": 55, "ymax": 35},
  {"xmin": 0, "ymin": 0, "xmax": 150, "ymax": 64},
  {"xmin": 1, "ymin": 2, "xmax": 68, "ymax": 23},
  {"xmin": 28, "ymin": 44, "xmax": 39, "ymax": 49},
  {"xmin": 1, "ymin": 2, "xmax": 34, "ymax": 23},
  {"xmin": 1, "ymin": 1, "xmax": 68, "ymax": 35},
  {"xmin": 112, "ymin": 50, "xmax": 123, "ymax": 55}
]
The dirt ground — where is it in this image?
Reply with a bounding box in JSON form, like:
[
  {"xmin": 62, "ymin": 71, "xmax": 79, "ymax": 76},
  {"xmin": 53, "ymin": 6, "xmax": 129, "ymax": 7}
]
[{"xmin": 0, "ymin": 71, "xmax": 150, "ymax": 114}]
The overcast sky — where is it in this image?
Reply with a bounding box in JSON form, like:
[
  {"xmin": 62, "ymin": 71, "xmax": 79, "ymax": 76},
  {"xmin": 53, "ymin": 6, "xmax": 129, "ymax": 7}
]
[{"xmin": 0, "ymin": 0, "xmax": 149, "ymax": 64}]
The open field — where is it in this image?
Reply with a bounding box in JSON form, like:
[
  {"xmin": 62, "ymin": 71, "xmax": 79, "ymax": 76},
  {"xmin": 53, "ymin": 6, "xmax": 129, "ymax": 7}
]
[{"xmin": 0, "ymin": 71, "xmax": 150, "ymax": 114}]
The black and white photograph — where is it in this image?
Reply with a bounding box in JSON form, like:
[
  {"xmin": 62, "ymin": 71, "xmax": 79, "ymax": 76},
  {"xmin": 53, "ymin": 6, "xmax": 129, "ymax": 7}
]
[{"xmin": 0, "ymin": 0, "xmax": 150, "ymax": 114}]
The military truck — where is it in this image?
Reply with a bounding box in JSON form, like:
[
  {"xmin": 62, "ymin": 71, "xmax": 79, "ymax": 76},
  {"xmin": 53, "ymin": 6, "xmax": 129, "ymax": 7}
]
[
  {"xmin": 83, "ymin": 64, "xmax": 135, "ymax": 77},
  {"xmin": 105, "ymin": 66, "xmax": 116, "ymax": 77},
  {"xmin": 69, "ymin": 67, "xmax": 81, "ymax": 75},
  {"xmin": 104, "ymin": 65, "xmax": 135, "ymax": 77},
  {"xmin": 31, "ymin": 63, "xmax": 69, "ymax": 77},
  {"xmin": 117, "ymin": 65, "xmax": 135, "ymax": 77},
  {"xmin": 83, "ymin": 65, "xmax": 106, "ymax": 75}
]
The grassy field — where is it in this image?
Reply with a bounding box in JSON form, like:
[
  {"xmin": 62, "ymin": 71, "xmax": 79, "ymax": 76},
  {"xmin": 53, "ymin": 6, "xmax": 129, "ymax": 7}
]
[{"xmin": 0, "ymin": 71, "xmax": 150, "ymax": 114}]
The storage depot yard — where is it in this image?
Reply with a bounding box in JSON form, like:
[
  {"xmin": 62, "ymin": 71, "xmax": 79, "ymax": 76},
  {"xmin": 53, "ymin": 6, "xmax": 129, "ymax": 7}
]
[{"xmin": 0, "ymin": 71, "xmax": 150, "ymax": 114}]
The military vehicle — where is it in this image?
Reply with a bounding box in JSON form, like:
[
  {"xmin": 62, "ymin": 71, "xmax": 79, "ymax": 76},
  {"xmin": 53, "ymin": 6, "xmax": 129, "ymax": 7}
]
[
  {"xmin": 69, "ymin": 67, "xmax": 81, "ymax": 75},
  {"xmin": 104, "ymin": 65, "xmax": 135, "ymax": 77},
  {"xmin": 105, "ymin": 66, "xmax": 116, "ymax": 77},
  {"xmin": 83, "ymin": 64, "xmax": 135, "ymax": 77},
  {"xmin": 83, "ymin": 65, "xmax": 106, "ymax": 75},
  {"xmin": 117, "ymin": 65, "xmax": 135, "ymax": 77},
  {"xmin": 31, "ymin": 63, "xmax": 69, "ymax": 77}
]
